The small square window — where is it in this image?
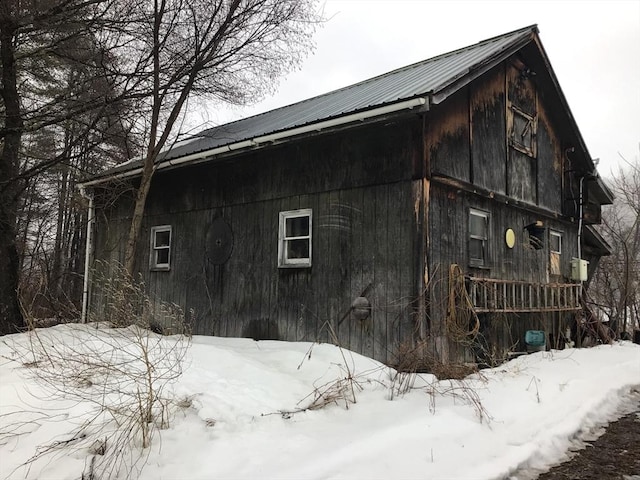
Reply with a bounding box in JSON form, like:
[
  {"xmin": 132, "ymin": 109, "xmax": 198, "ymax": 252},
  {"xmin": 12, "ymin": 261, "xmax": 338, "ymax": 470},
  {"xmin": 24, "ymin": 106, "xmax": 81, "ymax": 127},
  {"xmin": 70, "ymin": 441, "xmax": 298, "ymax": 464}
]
[
  {"xmin": 150, "ymin": 225, "xmax": 172, "ymax": 270},
  {"xmin": 278, "ymin": 209, "xmax": 312, "ymax": 268},
  {"xmin": 469, "ymin": 209, "xmax": 489, "ymax": 267}
]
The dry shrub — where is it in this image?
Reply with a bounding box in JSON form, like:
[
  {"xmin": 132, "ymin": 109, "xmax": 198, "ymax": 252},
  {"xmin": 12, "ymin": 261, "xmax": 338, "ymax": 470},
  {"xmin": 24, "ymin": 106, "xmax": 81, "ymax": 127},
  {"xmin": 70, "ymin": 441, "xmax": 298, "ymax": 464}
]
[
  {"xmin": 299, "ymin": 321, "xmax": 364, "ymax": 410},
  {"xmin": 2, "ymin": 262, "xmax": 191, "ymax": 480},
  {"xmin": 388, "ymin": 341, "xmax": 481, "ymax": 413},
  {"xmin": 392, "ymin": 341, "xmax": 478, "ymax": 380},
  {"xmin": 298, "ymin": 362, "xmax": 364, "ymax": 411},
  {"xmin": 92, "ymin": 260, "xmax": 191, "ymax": 335},
  {"xmin": 390, "ymin": 345, "xmax": 491, "ymax": 424},
  {"xmin": 425, "ymin": 377, "xmax": 493, "ymax": 424},
  {"xmin": 435, "ymin": 362, "xmax": 478, "ymax": 380}
]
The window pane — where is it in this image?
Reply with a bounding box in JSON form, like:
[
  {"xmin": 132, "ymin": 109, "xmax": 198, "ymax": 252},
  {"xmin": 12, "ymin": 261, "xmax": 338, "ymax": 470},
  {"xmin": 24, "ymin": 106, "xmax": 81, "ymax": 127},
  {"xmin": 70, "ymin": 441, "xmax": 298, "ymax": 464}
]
[
  {"xmin": 156, "ymin": 248, "xmax": 169, "ymax": 265},
  {"xmin": 285, "ymin": 216, "xmax": 309, "ymax": 237},
  {"xmin": 286, "ymin": 239, "xmax": 309, "ymax": 259},
  {"xmin": 470, "ymin": 238, "xmax": 484, "ymax": 262},
  {"xmin": 469, "ymin": 214, "xmax": 486, "ymax": 237},
  {"xmin": 278, "ymin": 209, "xmax": 312, "ymax": 268},
  {"xmin": 155, "ymin": 230, "xmax": 170, "ymax": 247},
  {"xmin": 550, "ymin": 233, "xmax": 561, "ymax": 253}
]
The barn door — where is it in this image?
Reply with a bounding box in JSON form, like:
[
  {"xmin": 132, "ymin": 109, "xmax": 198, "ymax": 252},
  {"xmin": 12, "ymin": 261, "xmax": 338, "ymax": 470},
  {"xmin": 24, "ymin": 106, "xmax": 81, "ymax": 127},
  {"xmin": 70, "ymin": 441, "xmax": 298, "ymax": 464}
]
[{"xmin": 506, "ymin": 60, "xmax": 537, "ymax": 204}]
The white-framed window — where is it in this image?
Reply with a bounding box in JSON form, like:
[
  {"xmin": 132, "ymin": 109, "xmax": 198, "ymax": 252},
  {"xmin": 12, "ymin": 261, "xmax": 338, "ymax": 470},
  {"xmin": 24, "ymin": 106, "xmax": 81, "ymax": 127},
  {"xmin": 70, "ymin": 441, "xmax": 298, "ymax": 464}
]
[
  {"xmin": 278, "ymin": 209, "xmax": 312, "ymax": 268},
  {"xmin": 150, "ymin": 225, "xmax": 172, "ymax": 270},
  {"xmin": 549, "ymin": 230, "xmax": 562, "ymax": 276},
  {"xmin": 549, "ymin": 230, "xmax": 562, "ymax": 254},
  {"xmin": 469, "ymin": 209, "xmax": 489, "ymax": 267}
]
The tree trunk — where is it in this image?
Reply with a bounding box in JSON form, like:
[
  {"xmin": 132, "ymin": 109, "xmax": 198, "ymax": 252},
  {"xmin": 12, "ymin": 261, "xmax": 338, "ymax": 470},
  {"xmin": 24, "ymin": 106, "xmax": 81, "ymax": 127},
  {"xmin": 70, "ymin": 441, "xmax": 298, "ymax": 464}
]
[
  {"xmin": 124, "ymin": 159, "xmax": 155, "ymax": 274},
  {"xmin": 0, "ymin": 1, "xmax": 26, "ymax": 333}
]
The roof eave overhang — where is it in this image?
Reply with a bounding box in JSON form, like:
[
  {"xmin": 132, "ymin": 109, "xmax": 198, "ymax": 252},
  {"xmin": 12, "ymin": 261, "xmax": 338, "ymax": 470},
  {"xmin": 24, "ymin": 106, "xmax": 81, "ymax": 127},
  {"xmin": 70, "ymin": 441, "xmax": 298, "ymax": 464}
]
[
  {"xmin": 589, "ymin": 175, "xmax": 615, "ymax": 205},
  {"xmin": 583, "ymin": 225, "xmax": 612, "ymax": 256},
  {"xmin": 79, "ymin": 96, "xmax": 429, "ymax": 188}
]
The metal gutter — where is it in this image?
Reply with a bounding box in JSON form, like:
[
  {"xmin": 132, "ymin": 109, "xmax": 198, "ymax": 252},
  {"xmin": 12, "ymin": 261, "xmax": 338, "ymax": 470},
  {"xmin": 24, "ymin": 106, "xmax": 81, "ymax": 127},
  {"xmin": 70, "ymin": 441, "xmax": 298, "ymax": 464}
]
[{"xmin": 78, "ymin": 97, "xmax": 428, "ymax": 188}]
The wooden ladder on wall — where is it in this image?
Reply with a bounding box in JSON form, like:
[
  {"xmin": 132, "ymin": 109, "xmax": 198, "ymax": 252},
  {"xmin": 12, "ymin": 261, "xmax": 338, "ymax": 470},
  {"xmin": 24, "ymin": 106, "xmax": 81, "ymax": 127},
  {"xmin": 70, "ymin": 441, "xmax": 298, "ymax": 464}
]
[{"xmin": 467, "ymin": 277, "xmax": 582, "ymax": 313}]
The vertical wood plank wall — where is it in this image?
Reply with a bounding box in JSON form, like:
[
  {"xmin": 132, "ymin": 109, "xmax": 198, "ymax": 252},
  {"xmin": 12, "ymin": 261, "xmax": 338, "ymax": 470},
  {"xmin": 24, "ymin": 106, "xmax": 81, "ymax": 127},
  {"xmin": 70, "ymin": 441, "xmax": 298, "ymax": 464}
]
[
  {"xmin": 426, "ymin": 57, "xmax": 580, "ymax": 363},
  {"xmin": 92, "ymin": 117, "xmax": 424, "ymax": 365},
  {"xmin": 92, "ymin": 53, "xmax": 590, "ymax": 367}
]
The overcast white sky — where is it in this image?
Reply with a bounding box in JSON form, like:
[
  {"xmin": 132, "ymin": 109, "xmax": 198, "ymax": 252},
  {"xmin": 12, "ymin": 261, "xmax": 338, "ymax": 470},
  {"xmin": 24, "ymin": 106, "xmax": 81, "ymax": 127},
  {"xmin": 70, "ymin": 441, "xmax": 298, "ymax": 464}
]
[{"xmin": 195, "ymin": 0, "xmax": 640, "ymax": 177}]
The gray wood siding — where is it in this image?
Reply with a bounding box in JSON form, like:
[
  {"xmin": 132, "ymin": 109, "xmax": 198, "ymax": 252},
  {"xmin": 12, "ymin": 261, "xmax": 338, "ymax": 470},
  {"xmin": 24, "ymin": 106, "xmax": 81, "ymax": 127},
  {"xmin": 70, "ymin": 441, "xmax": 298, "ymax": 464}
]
[
  {"xmin": 90, "ymin": 51, "xmax": 590, "ymax": 368},
  {"xmin": 91, "ymin": 118, "xmax": 424, "ymax": 365},
  {"xmin": 428, "ymin": 60, "xmax": 566, "ymax": 217},
  {"xmin": 427, "ymin": 88, "xmax": 470, "ymax": 182},
  {"xmin": 537, "ymin": 86, "xmax": 564, "ymax": 213},
  {"xmin": 428, "ymin": 181, "xmax": 579, "ymax": 363},
  {"xmin": 470, "ymin": 66, "xmax": 507, "ymax": 193}
]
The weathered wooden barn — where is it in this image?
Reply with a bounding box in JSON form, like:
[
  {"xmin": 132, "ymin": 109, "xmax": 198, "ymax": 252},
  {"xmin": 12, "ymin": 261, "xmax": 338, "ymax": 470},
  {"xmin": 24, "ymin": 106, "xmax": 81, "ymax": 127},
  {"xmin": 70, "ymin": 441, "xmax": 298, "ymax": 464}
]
[{"xmin": 80, "ymin": 25, "xmax": 613, "ymax": 366}]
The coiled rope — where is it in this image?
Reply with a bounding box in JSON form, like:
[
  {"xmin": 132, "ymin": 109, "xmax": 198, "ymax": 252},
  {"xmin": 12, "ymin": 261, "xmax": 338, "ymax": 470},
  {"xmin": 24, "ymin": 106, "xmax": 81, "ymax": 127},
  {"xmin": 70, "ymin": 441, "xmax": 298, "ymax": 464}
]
[{"xmin": 446, "ymin": 264, "xmax": 480, "ymax": 344}]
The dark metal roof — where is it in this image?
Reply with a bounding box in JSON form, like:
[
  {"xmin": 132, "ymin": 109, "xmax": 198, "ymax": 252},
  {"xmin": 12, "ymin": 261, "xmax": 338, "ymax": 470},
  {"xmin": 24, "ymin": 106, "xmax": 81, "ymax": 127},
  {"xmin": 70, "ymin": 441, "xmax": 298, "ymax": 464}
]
[{"xmin": 91, "ymin": 25, "xmax": 539, "ymax": 179}]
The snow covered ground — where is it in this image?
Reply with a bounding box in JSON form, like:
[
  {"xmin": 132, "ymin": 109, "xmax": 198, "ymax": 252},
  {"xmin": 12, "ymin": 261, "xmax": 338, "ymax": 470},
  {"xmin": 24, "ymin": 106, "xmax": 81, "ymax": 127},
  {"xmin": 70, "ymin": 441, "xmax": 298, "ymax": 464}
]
[{"xmin": 1, "ymin": 324, "xmax": 639, "ymax": 480}]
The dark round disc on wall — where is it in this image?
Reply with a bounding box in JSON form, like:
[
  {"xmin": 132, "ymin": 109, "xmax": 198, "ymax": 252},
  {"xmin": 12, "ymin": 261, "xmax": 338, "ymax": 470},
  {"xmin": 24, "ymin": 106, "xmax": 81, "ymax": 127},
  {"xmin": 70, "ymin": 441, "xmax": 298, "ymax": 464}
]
[{"xmin": 205, "ymin": 217, "xmax": 233, "ymax": 265}]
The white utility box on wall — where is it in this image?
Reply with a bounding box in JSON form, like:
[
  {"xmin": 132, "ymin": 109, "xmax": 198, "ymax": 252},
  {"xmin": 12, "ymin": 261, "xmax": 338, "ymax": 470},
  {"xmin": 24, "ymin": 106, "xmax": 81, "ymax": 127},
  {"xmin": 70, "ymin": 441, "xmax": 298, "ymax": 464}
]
[{"xmin": 571, "ymin": 257, "xmax": 589, "ymax": 282}]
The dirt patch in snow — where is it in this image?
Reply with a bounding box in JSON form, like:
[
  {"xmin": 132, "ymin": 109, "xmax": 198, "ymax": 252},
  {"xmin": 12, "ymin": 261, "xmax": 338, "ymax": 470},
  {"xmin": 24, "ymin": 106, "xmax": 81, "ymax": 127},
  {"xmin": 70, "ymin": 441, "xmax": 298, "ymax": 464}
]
[{"xmin": 536, "ymin": 393, "xmax": 640, "ymax": 480}]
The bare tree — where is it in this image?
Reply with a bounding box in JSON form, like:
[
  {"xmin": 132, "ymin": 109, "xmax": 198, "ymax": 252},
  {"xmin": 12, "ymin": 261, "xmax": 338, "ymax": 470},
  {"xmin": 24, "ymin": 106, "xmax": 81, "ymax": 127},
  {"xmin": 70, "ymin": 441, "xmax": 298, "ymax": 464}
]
[
  {"xmin": 589, "ymin": 153, "xmax": 640, "ymax": 337},
  {"xmin": 0, "ymin": 0, "xmax": 24, "ymax": 332},
  {"xmin": 1, "ymin": 0, "xmax": 319, "ymax": 331},
  {"xmin": 4, "ymin": 262, "xmax": 191, "ymax": 480},
  {"xmin": 1, "ymin": 0, "xmax": 135, "ymax": 332},
  {"xmin": 120, "ymin": 0, "xmax": 320, "ymax": 273}
]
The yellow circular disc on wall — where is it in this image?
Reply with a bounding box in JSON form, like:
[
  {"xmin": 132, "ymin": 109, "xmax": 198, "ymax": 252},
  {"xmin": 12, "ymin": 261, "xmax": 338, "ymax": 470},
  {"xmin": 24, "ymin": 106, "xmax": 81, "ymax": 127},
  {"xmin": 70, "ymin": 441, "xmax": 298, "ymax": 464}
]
[{"xmin": 505, "ymin": 228, "xmax": 516, "ymax": 249}]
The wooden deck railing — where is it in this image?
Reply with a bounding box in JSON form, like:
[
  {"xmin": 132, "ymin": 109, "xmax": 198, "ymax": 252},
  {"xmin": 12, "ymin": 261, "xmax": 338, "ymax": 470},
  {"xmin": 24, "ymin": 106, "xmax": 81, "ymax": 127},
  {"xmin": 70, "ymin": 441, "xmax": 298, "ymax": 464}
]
[{"xmin": 467, "ymin": 277, "xmax": 582, "ymax": 313}]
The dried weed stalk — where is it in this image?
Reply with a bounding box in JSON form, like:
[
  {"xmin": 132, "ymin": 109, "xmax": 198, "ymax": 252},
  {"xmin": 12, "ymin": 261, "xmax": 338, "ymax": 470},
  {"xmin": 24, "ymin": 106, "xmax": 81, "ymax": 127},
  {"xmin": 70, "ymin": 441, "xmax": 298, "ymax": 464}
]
[
  {"xmin": 301, "ymin": 321, "xmax": 363, "ymax": 410},
  {"xmin": 389, "ymin": 340, "xmax": 479, "ymax": 397},
  {"xmin": 425, "ymin": 377, "xmax": 493, "ymax": 424},
  {"xmin": 298, "ymin": 362, "xmax": 364, "ymax": 411},
  {"xmin": 2, "ymin": 262, "xmax": 191, "ymax": 480}
]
